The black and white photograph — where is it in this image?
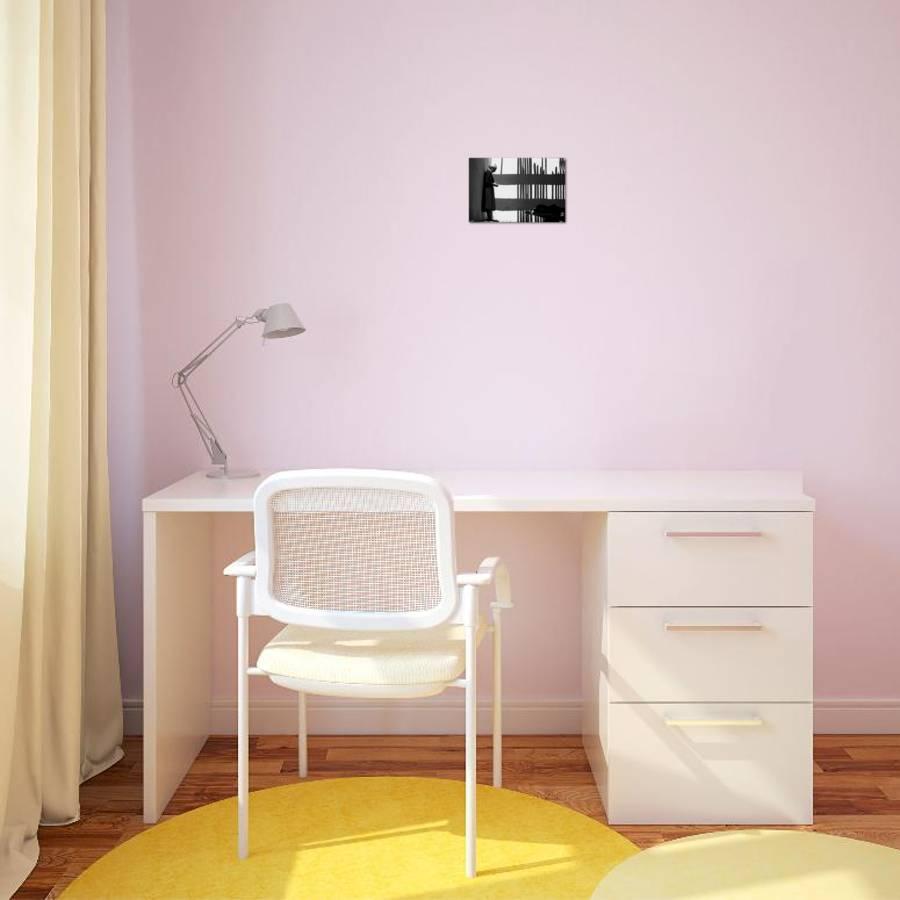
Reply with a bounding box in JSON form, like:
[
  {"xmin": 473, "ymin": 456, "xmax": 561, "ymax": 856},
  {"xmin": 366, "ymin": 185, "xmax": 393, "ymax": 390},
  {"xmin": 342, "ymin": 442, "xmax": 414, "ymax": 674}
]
[{"xmin": 469, "ymin": 157, "xmax": 566, "ymax": 223}]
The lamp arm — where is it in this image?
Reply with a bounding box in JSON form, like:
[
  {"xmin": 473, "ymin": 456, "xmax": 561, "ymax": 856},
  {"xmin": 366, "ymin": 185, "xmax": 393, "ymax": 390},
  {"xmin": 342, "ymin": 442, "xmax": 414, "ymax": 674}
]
[
  {"xmin": 176, "ymin": 378, "xmax": 226, "ymax": 465},
  {"xmin": 174, "ymin": 314, "xmax": 258, "ymax": 382},
  {"xmin": 171, "ymin": 312, "xmax": 263, "ymax": 469}
]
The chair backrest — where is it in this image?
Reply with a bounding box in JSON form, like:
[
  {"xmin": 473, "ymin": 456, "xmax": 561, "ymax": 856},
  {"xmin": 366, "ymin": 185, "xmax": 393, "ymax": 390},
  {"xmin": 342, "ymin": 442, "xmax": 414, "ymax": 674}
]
[{"xmin": 252, "ymin": 470, "xmax": 458, "ymax": 630}]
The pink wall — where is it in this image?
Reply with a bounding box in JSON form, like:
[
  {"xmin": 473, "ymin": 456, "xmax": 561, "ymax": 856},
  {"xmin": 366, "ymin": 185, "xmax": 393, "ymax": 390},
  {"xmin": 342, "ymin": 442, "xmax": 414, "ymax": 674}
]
[{"xmin": 108, "ymin": 0, "xmax": 900, "ymax": 708}]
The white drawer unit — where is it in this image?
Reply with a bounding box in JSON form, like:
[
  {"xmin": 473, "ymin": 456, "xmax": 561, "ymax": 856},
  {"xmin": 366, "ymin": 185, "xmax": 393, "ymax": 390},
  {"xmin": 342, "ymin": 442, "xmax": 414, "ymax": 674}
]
[
  {"xmin": 582, "ymin": 497, "xmax": 814, "ymax": 826},
  {"xmin": 607, "ymin": 512, "xmax": 813, "ymax": 607},
  {"xmin": 605, "ymin": 703, "xmax": 813, "ymax": 824},
  {"xmin": 606, "ymin": 607, "xmax": 812, "ymax": 703}
]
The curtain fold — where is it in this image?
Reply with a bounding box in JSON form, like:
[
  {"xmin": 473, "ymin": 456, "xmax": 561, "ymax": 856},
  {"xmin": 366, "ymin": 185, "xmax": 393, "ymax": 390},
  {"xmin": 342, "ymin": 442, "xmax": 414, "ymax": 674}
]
[{"xmin": 0, "ymin": 1, "xmax": 123, "ymax": 894}]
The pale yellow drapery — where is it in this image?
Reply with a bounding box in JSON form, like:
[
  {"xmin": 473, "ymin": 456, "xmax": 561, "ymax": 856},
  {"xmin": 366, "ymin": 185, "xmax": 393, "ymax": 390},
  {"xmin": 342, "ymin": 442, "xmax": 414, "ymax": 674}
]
[{"xmin": 0, "ymin": 1, "xmax": 123, "ymax": 894}]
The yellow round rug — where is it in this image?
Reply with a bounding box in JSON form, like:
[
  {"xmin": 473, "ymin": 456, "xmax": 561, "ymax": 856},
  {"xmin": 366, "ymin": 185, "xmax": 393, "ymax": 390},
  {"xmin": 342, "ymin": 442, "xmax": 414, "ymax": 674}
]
[
  {"xmin": 63, "ymin": 776, "xmax": 637, "ymax": 898},
  {"xmin": 592, "ymin": 829, "xmax": 900, "ymax": 900}
]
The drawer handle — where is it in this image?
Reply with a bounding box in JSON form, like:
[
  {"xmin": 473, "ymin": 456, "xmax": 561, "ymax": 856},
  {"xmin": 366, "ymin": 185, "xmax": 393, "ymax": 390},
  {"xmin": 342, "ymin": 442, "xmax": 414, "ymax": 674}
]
[
  {"xmin": 665, "ymin": 716, "xmax": 764, "ymax": 728},
  {"xmin": 665, "ymin": 530, "xmax": 763, "ymax": 538},
  {"xmin": 664, "ymin": 623, "xmax": 764, "ymax": 632}
]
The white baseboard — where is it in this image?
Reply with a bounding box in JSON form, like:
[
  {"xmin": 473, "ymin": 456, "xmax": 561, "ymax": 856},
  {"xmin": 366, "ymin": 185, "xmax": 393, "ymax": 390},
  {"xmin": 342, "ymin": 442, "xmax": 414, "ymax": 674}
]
[
  {"xmin": 123, "ymin": 697, "xmax": 581, "ymax": 736},
  {"xmin": 123, "ymin": 697, "xmax": 900, "ymax": 737},
  {"xmin": 813, "ymin": 699, "xmax": 900, "ymax": 734}
]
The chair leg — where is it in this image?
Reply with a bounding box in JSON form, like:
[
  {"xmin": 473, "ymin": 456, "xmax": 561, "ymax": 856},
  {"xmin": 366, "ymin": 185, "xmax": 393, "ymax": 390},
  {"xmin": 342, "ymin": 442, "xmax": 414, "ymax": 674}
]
[
  {"xmin": 465, "ymin": 618, "xmax": 477, "ymax": 878},
  {"xmin": 492, "ymin": 615, "xmax": 502, "ymax": 788},
  {"xmin": 297, "ymin": 691, "xmax": 308, "ymax": 778},
  {"xmin": 237, "ymin": 613, "xmax": 249, "ymax": 859}
]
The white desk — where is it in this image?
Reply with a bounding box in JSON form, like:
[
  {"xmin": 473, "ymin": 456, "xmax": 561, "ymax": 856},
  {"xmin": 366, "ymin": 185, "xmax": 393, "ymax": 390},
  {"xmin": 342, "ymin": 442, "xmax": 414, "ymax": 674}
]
[{"xmin": 142, "ymin": 470, "xmax": 814, "ymax": 824}]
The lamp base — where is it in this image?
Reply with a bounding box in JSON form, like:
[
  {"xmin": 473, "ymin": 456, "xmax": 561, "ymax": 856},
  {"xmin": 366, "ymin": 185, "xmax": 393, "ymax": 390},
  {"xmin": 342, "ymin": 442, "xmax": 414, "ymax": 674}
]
[{"xmin": 206, "ymin": 466, "xmax": 260, "ymax": 479}]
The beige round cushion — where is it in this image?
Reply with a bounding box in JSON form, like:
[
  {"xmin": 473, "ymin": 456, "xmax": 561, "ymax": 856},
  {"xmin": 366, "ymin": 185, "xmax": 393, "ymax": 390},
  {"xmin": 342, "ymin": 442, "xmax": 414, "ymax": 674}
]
[{"xmin": 593, "ymin": 829, "xmax": 900, "ymax": 900}]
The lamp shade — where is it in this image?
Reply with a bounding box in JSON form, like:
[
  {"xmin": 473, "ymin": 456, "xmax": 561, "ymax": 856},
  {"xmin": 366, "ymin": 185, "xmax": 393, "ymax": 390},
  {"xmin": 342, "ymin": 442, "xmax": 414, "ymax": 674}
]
[{"xmin": 260, "ymin": 303, "xmax": 305, "ymax": 339}]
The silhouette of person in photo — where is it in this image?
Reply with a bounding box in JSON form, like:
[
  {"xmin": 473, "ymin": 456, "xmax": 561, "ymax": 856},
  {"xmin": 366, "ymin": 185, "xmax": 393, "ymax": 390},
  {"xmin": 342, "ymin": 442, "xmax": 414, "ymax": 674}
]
[{"xmin": 482, "ymin": 164, "xmax": 498, "ymax": 222}]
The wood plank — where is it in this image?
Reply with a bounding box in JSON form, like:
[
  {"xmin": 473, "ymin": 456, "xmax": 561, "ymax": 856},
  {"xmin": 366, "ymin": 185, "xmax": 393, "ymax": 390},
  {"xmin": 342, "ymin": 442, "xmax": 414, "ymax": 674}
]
[
  {"xmin": 877, "ymin": 778, "xmax": 900, "ymax": 800},
  {"xmin": 13, "ymin": 733, "xmax": 900, "ymax": 897},
  {"xmin": 815, "ymin": 735, "xmax": 900, "ymax": 747},
  {"xmin": 846, "ymin": 747, "xmax": 900, "ymax": 761}
]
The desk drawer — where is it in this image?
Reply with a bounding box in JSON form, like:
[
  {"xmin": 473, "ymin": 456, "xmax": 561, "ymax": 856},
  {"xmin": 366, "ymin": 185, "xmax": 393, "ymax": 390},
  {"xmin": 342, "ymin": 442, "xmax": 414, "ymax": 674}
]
[
  {"xmin": 607, "ymin": 512, "xmax": 812, "ymax": 607},
  {"xmin": 607, "ymin": 702, "xmax": 812, "ymax": 824},
  {"xmin": 607, "ymin": 607, "xmax": 812, "ymax": 702}
]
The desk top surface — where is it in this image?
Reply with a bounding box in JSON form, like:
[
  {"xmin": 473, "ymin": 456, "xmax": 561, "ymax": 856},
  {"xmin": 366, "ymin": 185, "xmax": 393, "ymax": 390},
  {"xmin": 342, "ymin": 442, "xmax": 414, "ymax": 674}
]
[{"xmin": 143, "ymin": 469, "xmax": 815, "ymax": 513}]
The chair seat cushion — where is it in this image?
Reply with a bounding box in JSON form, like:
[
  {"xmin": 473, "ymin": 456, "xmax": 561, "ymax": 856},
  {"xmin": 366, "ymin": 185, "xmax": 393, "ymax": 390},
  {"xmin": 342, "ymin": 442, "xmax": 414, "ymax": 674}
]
[{"xmin": 256, "ymin": 622, "xmax": 486, "ymax": 687}]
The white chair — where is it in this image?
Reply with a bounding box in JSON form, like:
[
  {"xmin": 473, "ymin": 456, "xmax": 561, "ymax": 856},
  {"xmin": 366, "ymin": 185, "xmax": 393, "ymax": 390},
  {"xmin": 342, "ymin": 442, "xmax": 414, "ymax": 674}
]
[{"xmin": 223, "ymin": 469, "xmax": 512, "ymax": 878}]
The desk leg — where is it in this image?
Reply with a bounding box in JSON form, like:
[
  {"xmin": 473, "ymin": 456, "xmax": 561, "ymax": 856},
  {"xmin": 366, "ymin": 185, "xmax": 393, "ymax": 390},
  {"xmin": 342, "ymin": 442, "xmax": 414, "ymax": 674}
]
[
  {"xmin": 143, "ymin": 510, "xmax": 213, "ymax": 823},
  {"xmin": 581, "ymin": 513, "xmax": 609, "ymax": 812}
]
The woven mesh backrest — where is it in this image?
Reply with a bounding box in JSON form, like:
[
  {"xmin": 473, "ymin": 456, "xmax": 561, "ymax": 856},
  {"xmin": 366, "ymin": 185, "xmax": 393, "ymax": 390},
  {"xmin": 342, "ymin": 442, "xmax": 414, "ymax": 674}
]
[{"xmin": 269, "ymin": 486, "xmax": 443, "ymax": 614}]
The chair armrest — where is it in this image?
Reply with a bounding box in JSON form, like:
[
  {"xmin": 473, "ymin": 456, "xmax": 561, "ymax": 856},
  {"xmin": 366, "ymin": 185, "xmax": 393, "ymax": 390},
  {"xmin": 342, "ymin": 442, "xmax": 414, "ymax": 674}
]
[
  {"xmin": 224, "ymin": 551, "xmax": 257, "ymax": 578},
  {"xmin": 457, "ymin": 557, "xmax": 512, "ymax": 609}
]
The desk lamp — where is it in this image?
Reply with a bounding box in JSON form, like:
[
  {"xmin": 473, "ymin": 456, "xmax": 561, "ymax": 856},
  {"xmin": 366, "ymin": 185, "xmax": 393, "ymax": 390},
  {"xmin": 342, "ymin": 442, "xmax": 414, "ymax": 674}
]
[{"xmin": 172, "ymin": 303, "xmax": 305, "ymax": 478}]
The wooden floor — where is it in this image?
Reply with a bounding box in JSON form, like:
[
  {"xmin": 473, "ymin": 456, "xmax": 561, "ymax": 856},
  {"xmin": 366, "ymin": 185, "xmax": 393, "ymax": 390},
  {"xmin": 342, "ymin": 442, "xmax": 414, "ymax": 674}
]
[{"xmin": 15, "ymin": 733, "xmax": 900, "ymax": 898}]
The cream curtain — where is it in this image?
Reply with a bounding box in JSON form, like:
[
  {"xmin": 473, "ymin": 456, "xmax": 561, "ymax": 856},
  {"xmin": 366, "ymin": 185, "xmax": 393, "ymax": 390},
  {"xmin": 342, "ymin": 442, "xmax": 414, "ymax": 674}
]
[{"xmin": 0, "ymin": 0, "xmax": 123, "ymax": 894}]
